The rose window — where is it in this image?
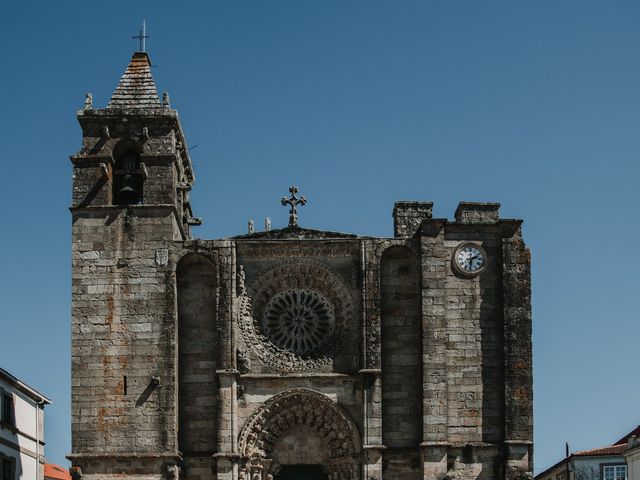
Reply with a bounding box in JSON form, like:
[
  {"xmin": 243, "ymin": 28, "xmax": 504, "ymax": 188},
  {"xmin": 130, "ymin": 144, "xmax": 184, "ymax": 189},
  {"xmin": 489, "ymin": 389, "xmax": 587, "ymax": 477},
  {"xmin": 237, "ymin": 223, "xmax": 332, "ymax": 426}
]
[{"xmin": 262, "ymin": 289, "xmax": 335, "ymax": 355}]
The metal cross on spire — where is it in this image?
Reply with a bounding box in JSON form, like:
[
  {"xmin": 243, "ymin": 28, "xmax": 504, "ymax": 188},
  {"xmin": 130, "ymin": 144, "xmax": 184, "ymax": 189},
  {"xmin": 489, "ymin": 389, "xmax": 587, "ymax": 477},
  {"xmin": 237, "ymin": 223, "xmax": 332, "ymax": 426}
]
[
  {"xmin": 132, "ymin": 21, "xmax": 149, "ymax": 52},
  {"xmin": 281, "ymin": 186, "xmax": 307, "ymax": 227}
]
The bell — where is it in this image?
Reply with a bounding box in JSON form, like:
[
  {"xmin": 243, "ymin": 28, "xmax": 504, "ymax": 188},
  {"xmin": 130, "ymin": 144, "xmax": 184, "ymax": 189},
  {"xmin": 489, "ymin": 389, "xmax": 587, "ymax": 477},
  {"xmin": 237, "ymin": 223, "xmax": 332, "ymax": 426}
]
[{"xmin": 115, "ymin": 174, "xmax": 140, "ymax": 205}]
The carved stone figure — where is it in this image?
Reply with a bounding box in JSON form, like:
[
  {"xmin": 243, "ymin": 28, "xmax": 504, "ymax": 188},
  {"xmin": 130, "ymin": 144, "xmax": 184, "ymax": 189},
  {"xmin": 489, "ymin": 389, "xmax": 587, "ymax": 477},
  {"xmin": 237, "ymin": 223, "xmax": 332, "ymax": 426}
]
[
  {"xmin": 84, "ymin": 92, "xmax": 92, "ymax": 109},
  {"xmin": 166, "ymin": 464, "xmax": 179, "ymax": 480},
  {"xmin": 237, "ymin": 348, "xmax": 251, "ymax": 374},
  {"xmin": 237, "ymin": 265, "xmax": 246, "ymax": 295}
]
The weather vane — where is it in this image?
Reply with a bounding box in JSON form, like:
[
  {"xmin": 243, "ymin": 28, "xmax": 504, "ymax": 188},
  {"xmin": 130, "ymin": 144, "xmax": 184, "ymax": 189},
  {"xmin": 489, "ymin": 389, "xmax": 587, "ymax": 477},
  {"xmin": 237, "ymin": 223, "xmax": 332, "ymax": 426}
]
[
  {"xmin": 132, "ymin": 21, "xmax": 149, "ymax": 52},
  {"xmin": 281, "ymin": 186, "xmax": 307, "ymax": 227}
]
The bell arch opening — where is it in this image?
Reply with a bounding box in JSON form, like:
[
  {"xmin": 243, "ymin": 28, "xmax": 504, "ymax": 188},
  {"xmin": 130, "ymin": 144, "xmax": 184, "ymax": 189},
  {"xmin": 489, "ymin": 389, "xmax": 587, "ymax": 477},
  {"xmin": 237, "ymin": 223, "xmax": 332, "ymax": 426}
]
[
  {"xmin": 113, "ymin": 150, "xmax": 143, "ymax": 205},
  {"xmin": 238, "ymin": 388, "xmax": 360, "ymax": 479}
]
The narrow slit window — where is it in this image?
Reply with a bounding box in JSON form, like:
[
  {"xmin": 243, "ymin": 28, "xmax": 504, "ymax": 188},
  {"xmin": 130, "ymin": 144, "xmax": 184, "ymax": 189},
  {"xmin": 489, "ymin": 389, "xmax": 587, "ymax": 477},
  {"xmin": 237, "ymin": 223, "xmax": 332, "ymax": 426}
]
[{"xmin": 1, "ymin": 393, "xmax": 14, "ymax": 428}]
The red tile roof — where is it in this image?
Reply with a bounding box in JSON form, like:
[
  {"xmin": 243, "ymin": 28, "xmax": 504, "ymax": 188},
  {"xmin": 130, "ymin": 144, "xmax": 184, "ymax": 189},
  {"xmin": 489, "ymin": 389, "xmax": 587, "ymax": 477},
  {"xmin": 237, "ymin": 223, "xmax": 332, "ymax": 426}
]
[
  {"xmin": 536, "ymin": 426, "xmax": 640, "ymax": 479},
  {"xmin": 573, "ymin": 425, "xmax": 640, "ymax": 456},
  {"xmin": 573, "ymin": 444, "xmax": 627, "ymax": 457},
  {"xmin": 44, "ymin": 464, "xmax": 71, "ymax": 480}
]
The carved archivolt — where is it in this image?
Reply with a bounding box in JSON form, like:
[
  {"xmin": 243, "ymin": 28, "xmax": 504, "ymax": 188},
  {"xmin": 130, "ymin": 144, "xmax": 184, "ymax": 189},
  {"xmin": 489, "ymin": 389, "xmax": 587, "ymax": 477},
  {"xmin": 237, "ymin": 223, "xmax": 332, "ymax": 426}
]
[
  {"xmin": 238, "ymin": 388, "xmax": 361, "ymax": 477},
  {"xmin": 239, "ymin": 259, "xmax": 357, "ymax": 372}
]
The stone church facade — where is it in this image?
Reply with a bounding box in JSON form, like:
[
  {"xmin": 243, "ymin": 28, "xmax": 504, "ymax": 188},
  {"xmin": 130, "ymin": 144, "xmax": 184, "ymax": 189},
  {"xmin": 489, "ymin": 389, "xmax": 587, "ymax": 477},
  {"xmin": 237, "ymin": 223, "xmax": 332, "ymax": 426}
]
[{"xmin": 68, "ymin": 52, "xmax": 533, "ymax": 480}]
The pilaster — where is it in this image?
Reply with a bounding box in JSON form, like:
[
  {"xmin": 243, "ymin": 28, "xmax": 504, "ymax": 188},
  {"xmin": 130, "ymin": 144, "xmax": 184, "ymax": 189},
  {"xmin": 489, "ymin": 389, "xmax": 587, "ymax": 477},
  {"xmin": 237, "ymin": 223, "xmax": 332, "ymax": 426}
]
[
  {"xmin": 360, "ymin": 368, "xmax": 382, "ymax": 451},
  {"xmin": 501, "ymin": 223, "xmax": 533, "ymax": 478},
  {"xmin": 218, "ymin": 245, "xmax": 235, "ymax": 370},
  {"xmin": 362, "ymin": 445, "xmax": 385, "ymax": 480},
  {"xmin": 420, "ymin": 219, "xmax": 448, "ymax": 445},
  {"xmin": 215, "ymin": 370, "xmax": 241, "ymax": 480},
  {"xmin": 362, "ymin": 240, "xmax": 382, "ymax": 369}
]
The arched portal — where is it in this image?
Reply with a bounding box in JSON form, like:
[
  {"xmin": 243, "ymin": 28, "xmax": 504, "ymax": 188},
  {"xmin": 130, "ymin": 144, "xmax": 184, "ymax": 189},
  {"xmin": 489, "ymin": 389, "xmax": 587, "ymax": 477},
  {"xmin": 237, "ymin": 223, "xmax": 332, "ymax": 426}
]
[{"xmin": 238, "ymin": 388, "xmax": 361, "ymax": 480}]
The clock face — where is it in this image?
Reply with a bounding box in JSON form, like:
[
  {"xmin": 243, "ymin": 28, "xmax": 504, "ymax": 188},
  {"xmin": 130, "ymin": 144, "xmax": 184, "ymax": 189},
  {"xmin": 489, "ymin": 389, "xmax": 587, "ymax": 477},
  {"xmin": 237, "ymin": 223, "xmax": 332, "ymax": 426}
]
[{"xmin": 454, "ymin": 243, "xmax": 486, "ymax": 275}]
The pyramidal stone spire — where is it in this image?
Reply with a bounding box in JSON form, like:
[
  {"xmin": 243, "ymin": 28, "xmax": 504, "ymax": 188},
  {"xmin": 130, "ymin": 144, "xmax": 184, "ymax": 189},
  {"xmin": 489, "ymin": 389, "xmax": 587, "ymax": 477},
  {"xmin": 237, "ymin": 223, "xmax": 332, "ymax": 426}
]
[{"xmin": 107, "ymin": 52, "xmax": 161, "ymax": 109}]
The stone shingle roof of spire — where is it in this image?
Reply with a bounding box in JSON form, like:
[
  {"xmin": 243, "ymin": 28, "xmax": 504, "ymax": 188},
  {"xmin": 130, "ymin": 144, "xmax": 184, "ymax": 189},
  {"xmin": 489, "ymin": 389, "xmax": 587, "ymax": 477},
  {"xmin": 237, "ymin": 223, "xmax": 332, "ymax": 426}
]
[{"xmin": 108, "ymin": 52, "xmax": 161, "ymax": 109}]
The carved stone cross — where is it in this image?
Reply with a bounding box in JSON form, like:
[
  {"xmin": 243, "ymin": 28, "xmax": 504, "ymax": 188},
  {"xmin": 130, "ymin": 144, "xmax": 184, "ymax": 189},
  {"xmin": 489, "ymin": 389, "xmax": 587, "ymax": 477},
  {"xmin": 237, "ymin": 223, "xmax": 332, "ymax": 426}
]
[{"xmin": 281, "ymin": 186, "xmax": 307, "ymax": 227}]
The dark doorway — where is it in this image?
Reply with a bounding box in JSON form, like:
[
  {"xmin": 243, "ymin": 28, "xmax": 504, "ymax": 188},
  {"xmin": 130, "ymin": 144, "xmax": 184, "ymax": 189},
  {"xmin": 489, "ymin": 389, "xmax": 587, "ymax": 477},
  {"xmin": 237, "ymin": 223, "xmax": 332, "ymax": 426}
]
[{"xmin": 275, "ymin": 465, "xmax": 328, "ymax": 480}]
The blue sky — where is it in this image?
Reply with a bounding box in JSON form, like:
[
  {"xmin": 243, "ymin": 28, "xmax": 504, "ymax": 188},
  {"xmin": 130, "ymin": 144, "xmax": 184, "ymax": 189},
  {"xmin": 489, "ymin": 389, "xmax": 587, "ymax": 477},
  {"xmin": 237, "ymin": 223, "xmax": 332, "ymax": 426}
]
[{"xmin": 0, "ymin": 1, "xmax": 638, "ymax": 474}]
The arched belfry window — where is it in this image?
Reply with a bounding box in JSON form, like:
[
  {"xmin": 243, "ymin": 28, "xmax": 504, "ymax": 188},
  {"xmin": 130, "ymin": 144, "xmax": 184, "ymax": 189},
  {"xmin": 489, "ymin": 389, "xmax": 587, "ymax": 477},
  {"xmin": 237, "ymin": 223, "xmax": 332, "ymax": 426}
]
[{"xmin": 113, "ymin": 151, "xmax": 143, "ymax": 205}]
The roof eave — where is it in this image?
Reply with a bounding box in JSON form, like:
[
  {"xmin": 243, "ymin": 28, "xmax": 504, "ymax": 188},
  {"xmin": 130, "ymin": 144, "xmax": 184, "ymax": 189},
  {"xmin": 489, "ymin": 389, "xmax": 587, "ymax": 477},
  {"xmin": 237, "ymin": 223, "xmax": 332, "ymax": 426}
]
[{"xmin": 0, "ymin": 367, "xmax": 52, "ymax": 404}]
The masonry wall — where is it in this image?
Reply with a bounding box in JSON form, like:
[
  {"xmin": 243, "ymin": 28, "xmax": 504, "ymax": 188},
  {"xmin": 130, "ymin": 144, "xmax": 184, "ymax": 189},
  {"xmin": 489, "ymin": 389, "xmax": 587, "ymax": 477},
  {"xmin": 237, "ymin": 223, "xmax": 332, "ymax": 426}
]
[
  {"xmin": 69, "ymin": 101, "xmax": 198, "ymax": 480},
  {"xmin": 443, "ymin": 229, "xmax": 504, "ymax": 445},
  {"xmin": 71, "ymin": 210, "xmax": 180, "ymax": 459}
]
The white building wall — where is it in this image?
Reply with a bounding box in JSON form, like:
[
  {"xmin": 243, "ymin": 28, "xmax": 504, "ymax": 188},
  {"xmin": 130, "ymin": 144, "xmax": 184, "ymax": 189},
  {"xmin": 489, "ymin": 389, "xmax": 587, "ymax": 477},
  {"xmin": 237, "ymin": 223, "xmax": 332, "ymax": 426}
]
[
  {"xmin": 571, "ymin": 456, "xmax": 627, "ymax": 480},
  {"xmin": 0, "ymin": 376, "xmax": 46, "ymax": 480},
  {"xmin": 624, "ymin": 442, "xmax": 640, "ymax": 480}
]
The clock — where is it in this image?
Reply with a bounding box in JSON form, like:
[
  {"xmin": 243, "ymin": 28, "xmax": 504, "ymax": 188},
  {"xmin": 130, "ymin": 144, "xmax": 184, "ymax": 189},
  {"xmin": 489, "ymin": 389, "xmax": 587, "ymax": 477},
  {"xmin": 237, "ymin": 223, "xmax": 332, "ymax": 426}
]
[{"xmin": 453, "ymin": 242, "xmax": 487, "ymax": 276}]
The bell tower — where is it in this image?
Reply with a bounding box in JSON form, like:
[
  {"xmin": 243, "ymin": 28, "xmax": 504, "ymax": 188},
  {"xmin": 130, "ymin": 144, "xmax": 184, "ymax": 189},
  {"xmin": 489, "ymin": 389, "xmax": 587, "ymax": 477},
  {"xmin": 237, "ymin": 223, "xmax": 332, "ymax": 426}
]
[
  {"xmin": 71, "ymin": 51, "xmax": 198, "ymax": 231},
  {"xmin": 69, "ymin": 51, "xmax": 199, "ymax": 477}
]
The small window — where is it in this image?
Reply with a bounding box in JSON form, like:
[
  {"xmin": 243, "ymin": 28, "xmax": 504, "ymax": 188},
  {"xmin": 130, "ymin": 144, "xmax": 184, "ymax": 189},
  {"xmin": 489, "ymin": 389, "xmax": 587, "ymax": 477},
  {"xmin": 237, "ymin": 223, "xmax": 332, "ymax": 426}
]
[
  {"xmin": 1, "ymin": 393, "xmax": 14, "ymax": 428},
  {"xmin": 1, "ymin": 455, "xmax": 14, "ymax": 480},
  {"xmin": 604, "ymin": 465, "xmax": 627, "ymax": 480}
]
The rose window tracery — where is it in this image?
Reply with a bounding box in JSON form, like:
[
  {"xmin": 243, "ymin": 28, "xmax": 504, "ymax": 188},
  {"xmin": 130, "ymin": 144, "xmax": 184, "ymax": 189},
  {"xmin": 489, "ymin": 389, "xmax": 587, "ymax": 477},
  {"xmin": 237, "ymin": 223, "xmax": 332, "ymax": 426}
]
[
  {"xmin": 263, "ymin": 289, "xmax": 335, "ymax": 355},
  {"xmin": 238, "ymin": 259, "xmax": 358, "ymax": 372}
]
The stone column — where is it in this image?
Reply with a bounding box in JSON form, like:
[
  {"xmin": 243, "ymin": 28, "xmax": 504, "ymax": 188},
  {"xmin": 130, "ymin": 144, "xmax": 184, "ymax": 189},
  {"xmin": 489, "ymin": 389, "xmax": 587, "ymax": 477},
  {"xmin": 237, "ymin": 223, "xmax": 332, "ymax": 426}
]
[
  {"xmin": 215, "ymin": 370, "xmax": 240, "ymax": 480},
  {"xmin": 360, "ymin": 368, "xmax": 383, "ymax": 480},
  {"xmin": 420, "ymin": 219, "xmax": 449, "ymax": 479},
  {"xmin": 218, "ymin": 244, "xmax": 235, "ymax": 370},
  {"xmin": 502, "ymin": 223, "xmax": 533, "ymax": 479},
  {"xmin": 360, "ymin": 240, "xmax": 385, "ymax": 480},
  {"xmin": 362, "ymin": 445, "xmax": 385, "ymax": 480}
]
